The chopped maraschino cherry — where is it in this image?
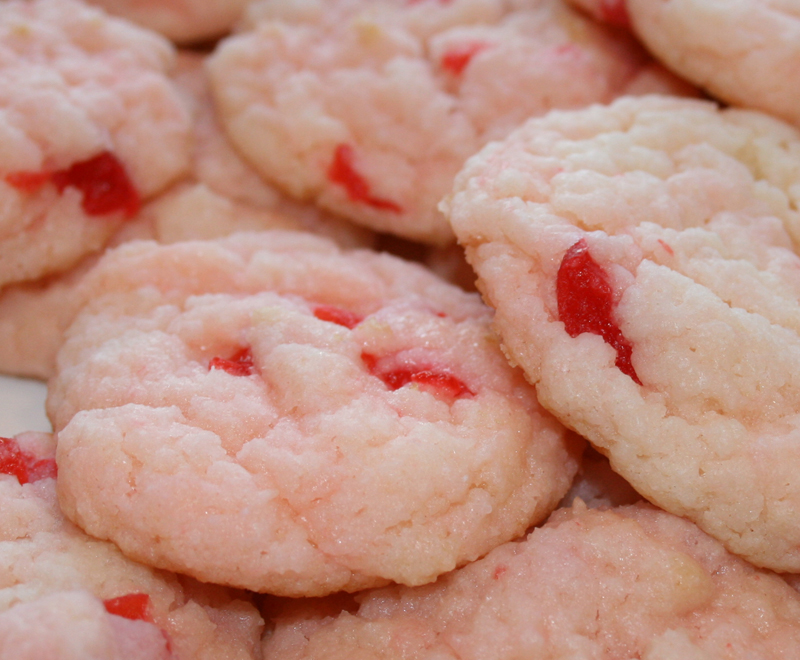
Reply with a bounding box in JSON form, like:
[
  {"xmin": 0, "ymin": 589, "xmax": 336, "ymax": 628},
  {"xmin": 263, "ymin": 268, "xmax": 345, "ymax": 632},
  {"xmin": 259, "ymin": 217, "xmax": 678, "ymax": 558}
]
[
  {"xmin": 52, "ymin": 151, "xmax": 140, "ymax": 217},
  {"xmin": 362, "ymin": 352, "xmax": 474, "ymax": 398},
  {"xmin": 327, "ymin": 144, "xmax": 402, "ymax": 213},
  {"xmin": 5, "ymin": 150, "xmax": 140, "ymax": 218},
  {"xmin": 598, "ymin": 0, "xmax": 631, "ymax": 28},
  {"xmin": 556, "ymin": 239, "xmax": 641, "ymax": 385},
  {"xmin": 441, "ymin": 42, "xmax": 489, "ymax": 75},
  {"xmin": 103, "ymin": 593, "xmax": 153, "ymax": 622},
  {"xmin": 4, "ymin": 170, "xmax": 51, "ymax": 193},
  {"xmin": 313, "ymin": 304, "xmax": 364, "ymax": 329},
  {"xmin": 209, "ymin": 347, "xmax": 255, "ymax": 377},
  {"xmin": 0, "ymin": 437, "xmax": 57, "ymax": 485}
]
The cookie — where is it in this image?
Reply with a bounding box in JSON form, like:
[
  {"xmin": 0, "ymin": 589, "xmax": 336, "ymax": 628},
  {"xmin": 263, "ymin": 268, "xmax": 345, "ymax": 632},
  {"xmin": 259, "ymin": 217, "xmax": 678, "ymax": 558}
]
[
  {"xmin": 444, "ymin": 94, "xmax": 800, "ymax": 571},
  {"xmin": 207, "ymin": 0, "xmax": 691, "ymax": 245},
  {"xmin": 0, "ymin": 592, "xmax": 170, "ymax": 660},
  {"xmin": 0, "ymin": 432, "xmax": 263, "ymax": 660},
  {"xmin": 262, "ymin": 502, "xmax": 800, "ymax": 659},
  {"xmin": 0, "ymin": 0, "xmax": 191, "ymax": 289},
  {"xmin": 0, "ymin": 49, "xmax": 375, "ymax": 382},
  {"xmin": 47, "ymin": 232, "xmax": 581, "ymax": 596},
  {"xmin": 624, "ymin": 0, "xmax": 800, "ymax": 127}
]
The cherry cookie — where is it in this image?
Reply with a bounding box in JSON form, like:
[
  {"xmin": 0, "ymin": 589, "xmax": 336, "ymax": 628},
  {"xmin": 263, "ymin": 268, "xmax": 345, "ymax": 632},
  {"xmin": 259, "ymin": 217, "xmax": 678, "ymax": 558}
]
[
  {"xmin": 207, "ymin": 0, "xmax": 691, "ymax": 245},
  {"xmin": 48, "ymin": 231, "xmax": 581, "ymax": 596},
  {"xmin": 262, "ymin": 502, "xmax": 800, "ymax": 659},
  {"xmin": 0, "ymin": 432, "xmax": 263, "ymax": 660},
  {"xmin": 444, "ymin": 94, "xmax": 800, "ymax": 572},
  {"xmin": 0, "ymin": 0, "xmax": 191, "ymax": 290}
]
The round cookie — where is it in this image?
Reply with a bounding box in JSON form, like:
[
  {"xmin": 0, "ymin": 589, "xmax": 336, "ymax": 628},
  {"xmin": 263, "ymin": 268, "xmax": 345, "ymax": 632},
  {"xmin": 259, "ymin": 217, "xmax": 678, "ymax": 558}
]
[
  {"xmin": 444, "ymin": 94, "xmax": 800, "ymax": 571},
  {"xmin": 84, "ymin": 0, "xmax": 250, "ymax": 45},
  {"xmin": 623, "ymin": 0, "xmax": 800, "ymax": 127},
  {"xmin": 207, "ymin": 0, "xmax": 692, "ymax": 245},
  {"xmin": 0, "ymin": 0, "xmax": 191, "ymax": 289},
  {"xmin": 262, "ymin": 502, "xmax": 800, "ymax": 659},
  {"xmin": 48, "ymin": 232, "xmax": 582, "ymax": 596},
  {"xmin": 0, "ymin": 432, "xmax": 264, "ymax": 660}
]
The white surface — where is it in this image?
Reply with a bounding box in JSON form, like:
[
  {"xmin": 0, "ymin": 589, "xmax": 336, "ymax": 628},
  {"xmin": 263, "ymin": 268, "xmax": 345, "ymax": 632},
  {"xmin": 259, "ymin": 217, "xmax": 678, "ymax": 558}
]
[{"xmin": 0, "ymin": 374, "xmax": 51, "ymax": 437}]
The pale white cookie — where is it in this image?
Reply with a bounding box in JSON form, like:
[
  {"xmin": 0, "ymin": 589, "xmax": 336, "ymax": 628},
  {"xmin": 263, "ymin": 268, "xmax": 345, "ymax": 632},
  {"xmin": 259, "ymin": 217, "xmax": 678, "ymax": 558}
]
[
  {"xmin": 444, "ymin": 94, "xmax": 800, "ymax": 571},
  {"xmin": 208, "ymin": 0, "xmax": 691, "ymax": 245},
  {"xmin": 625, "ymin": 0, "xmax": 800, "ymax": 127},
  {"xmin": 262, "ymin": 502, "xmax": 800, "ymax": 659},
  {"xmin": 48, "ymin": 232, "xmax": 581, "ymax": 596},
  {"xmin": 0, "ymin": 432, "xmax": 263, "ymax": 660}
]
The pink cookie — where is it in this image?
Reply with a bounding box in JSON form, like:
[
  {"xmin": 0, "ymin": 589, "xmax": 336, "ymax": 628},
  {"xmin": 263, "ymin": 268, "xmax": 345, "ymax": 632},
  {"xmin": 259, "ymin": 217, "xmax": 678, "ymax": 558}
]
[
  {"xmin": 444, "ymin": 94, "xmax": 800, "ymax": 571},
  {"xmin": 48, "ymin": 232, "xmax": 581, "ymax": 596},
  {"xmin": 0, "ymin": 432, "xmax": 263, "ymax": 660},
  {"xmin": 208, "ymin": 0, "xmax": 693, "ymax": 245},
  {"xmin": 0, "ymin": 0, "xmax": 191, "ymax": 289},
  {"xmin": 262, "ymin": 502, "xmax": 800, "ymax": 659},
  {"xmin": 0, "ymin": 49, "xmax": 374, "ymax": 383}
]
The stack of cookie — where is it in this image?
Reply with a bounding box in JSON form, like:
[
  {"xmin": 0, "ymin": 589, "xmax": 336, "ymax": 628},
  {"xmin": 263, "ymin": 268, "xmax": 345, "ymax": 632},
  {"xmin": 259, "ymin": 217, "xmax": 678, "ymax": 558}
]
[{"xmin": 2, "ymin": 0, "xmax": 800, "ymax": 658}]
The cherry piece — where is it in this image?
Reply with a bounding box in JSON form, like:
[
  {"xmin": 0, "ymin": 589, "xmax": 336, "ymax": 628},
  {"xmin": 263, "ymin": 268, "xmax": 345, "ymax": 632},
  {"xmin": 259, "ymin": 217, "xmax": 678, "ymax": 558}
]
[
  {"xmin": 556, "ymin": 239, "xmax": 641, "ymax": 384},
  {"xmin": 209, "ymin": 347, "xmax": 255, "ymax": 377},
  {"xmin": 4, "ymin": 170, "xmax": 52, "ymax": 193},
  {"xmin": 598, "ymin": 0, "xmax": 631, "ymax": 28},
  {"xmin": 0, "ymin": 437, "xmax": 57, "ymax": 485},
  {"xmin": 327, "ymin": 144, "xmax": 402, "ymax": 213},
  {"xmin": 441, "ymin": 42, "xmax": 489, "ymax": 75},
  {"xmin": 362, "ymin": 352, "xmax": 474, "ymax": 398},
  {"xmin": 51, "ymin": 151, "xmax": 141, "ymax": 218},
  {"xmin": 313, "ymin": 304, "xmax": 364, "ymax": 329},
  {"xmin": 103, "ymin": 593, "xmax": 153, "ymax": 622}
]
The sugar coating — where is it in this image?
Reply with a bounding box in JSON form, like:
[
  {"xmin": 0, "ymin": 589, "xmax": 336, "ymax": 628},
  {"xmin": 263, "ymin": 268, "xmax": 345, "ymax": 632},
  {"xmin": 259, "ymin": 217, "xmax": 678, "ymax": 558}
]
[
  {"xmin": 207, "ymin": 0, "xmax": 691, "ymax": 245},
  {"xmin": 444, "ymin": 94, "xmax": 800, "ymax": 571},
  {"xmin": 84, "ymin": 0, "xmax": 250, "ymax": 44},
  {"xmin": 0, "ymin": 432, "xmax": 264, "ymax": 660},
  {"xmin": 262, "ymin": 502, "xmax": 800, "ymax": 659},
  {"xmin": 625, "ymin": 0, "xmax": 800, "ymax": 127},
  {"xmin": 48, "ymin": 231, "xmax": 581, "ymax": 596},
  {"xmin": 0, "ymin": 0, "xmax": 192, "ymax": 289}
]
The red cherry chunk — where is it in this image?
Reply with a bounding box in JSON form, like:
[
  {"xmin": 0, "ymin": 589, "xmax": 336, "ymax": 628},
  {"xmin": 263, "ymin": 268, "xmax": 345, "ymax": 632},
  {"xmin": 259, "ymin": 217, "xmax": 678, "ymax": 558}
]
[
  {"xmin": 4, "ymin": 170, "xmax": 51, "ymax": 193},
  {"xmin": 209, "ymin": 347, "xmax": 255, "ymax": 377},
  {"xmin": 599, "ymin": 0, "xmax": 631, "ymax": 28},
  {"xmin": 0, "ymin": 437, "xmax": 57, "ymax": 485},
  {"xmin": 51, "ymin": 150, "xmax": 141, "ymax": 218},
  {"xmin": 441, "ymin": 42, "xmax": 489, "ymax": 75},
  {"xmin": 556, "ymin": 239, "xmax": 640, "ymax": 384},
  {"xmin": 327, "ymin": 144, "xmax": 402, "ymax": 213},
  {"xmin": 362, "ymin": 352, "xmax": 474, "ymax": 398},
  {"xmin": 103, "ymin": 593, "xmax": 153, "ymax": 622},
  {"xmin": 313, "ymin": 304, "xmax": 364, "ymax": 329}
]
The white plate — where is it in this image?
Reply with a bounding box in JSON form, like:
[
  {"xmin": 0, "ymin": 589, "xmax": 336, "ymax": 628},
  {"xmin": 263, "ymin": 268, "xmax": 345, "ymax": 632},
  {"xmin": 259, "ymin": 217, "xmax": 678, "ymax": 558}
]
[{"xmin": 0, "ymin": 374, "xmax": 51, "ymax": 437}]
